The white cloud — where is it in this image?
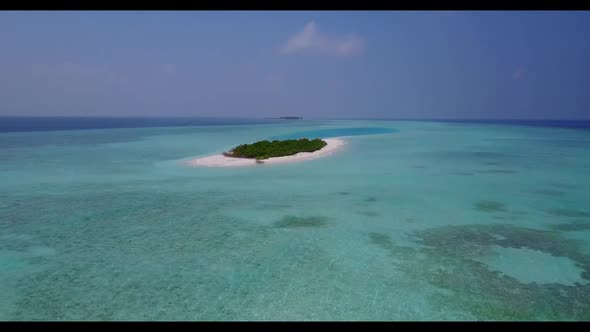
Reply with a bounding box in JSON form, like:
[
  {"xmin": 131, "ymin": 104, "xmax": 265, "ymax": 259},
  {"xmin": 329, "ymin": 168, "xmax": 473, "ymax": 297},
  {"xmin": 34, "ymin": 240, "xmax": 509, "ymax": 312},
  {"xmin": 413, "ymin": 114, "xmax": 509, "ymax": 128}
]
[{"xmin": 280, "ymin": 21, "xmax": 365, "ymax": 57}]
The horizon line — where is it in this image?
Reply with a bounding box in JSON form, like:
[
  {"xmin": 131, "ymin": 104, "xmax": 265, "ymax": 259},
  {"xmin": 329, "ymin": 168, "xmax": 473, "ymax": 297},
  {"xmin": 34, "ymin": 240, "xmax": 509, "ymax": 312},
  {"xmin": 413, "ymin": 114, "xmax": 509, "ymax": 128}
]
[{"xmin": 1, "ymin": 115, "xmax": 590, "ymax": 121}]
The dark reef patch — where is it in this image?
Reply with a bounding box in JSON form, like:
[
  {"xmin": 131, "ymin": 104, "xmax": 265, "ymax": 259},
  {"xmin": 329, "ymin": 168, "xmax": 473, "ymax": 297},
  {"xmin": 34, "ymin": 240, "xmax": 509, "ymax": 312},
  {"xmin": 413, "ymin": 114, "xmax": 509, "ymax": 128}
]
[
  {"xmin": 273, "ymin": 215, "xmax": 330, "ymax": 229},
  {"xmin": 258, "ymin": 203, "xmax": 292, "ymax": 209},
  {"xmin": 493, "ymin": 215, "xmax": 521, "ymax": 221},
  {"xmin": 546, "ymin": 209, "xmax": 590, "ymax": 218},
  {"xmin": 432, "ymin": 150, "xmax": 513, "ymax": 165},
  {"xmin": 368, "ymin": 223, "xmax": 590, "ymax": 320},
  {"xmin": 549, "ymin": 183, "xmax": 583, "ymax": 190},
  {"xmin": 411, "ymin": 223, "xmax": 590, "ymax": 285},
  {"xmin": 477, "ymin": 169, "xmax": 517, "ymax": 174},
  {"xmin": 412, "ymin": 224, "xmax": 587, "ymax": 262},
  {"xmin": 452, "ymin": 171, "xmax": 475, "ymax": 176},
  {"xmin": 358, "ymin": 211, "xmax": 378, "ymax": 217},
  {"xmin": 551, "ymin": 221, "xmax": 590, "ymax": 232},
  {"xmin": 470, "ymin": 151, "xmax": 508, "ymax": 159},
  {"xmin": 533, "ymin": 189, "xmax": 565, "ymax": 197},
  {"xmin": 368, "ymin": 232, "xmax": 395, "ymax": 250},
  {"xmin": 474, "ymin": 200, "xmax": 507, "ymax": 213}
]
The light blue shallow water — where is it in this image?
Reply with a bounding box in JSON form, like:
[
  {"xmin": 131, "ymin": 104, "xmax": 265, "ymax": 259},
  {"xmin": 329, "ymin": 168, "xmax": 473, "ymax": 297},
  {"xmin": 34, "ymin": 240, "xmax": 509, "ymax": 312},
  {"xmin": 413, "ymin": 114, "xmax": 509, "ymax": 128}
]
[{"xmin": 1, "ymin": 120, "xmax": 590, "ymax": 320}]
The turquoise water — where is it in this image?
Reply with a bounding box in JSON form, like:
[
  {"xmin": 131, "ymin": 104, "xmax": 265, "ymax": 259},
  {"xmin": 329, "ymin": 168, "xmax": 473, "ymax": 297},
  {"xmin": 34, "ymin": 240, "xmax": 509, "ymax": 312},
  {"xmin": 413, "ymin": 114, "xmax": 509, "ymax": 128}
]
[{"xmin": 1, "ymin": 120, "xmax": 590, "ymax": 320}]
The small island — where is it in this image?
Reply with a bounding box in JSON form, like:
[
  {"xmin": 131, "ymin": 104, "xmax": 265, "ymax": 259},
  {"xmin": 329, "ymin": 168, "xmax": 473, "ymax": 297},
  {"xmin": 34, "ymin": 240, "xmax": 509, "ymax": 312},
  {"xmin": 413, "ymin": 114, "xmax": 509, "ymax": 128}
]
[
  {"xmin": 264, "ymin": 116, "xmax": 303, "ymax": 120},
  {"xmin": 185, "ymin": 137, "xmax": 344, "ymax": 167},
  {"xmin": 224, "ymin": 138, "xmax": 327, "ymax": 160}
]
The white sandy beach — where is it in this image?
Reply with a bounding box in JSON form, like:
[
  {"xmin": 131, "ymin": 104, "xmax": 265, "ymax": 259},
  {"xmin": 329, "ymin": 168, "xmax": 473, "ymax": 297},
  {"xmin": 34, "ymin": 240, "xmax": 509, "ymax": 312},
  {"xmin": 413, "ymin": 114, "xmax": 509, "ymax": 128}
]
[{"xmin": 184, "ymin": 138, "xmax": 345, "ymax": 167}]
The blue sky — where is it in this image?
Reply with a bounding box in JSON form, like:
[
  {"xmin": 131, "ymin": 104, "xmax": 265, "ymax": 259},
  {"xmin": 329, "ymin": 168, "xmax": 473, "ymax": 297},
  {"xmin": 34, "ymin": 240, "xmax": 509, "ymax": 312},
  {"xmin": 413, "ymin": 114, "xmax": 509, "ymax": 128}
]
[{"xmin": 1, "ymin": 11, "xmax": 589, "ymax": 119}]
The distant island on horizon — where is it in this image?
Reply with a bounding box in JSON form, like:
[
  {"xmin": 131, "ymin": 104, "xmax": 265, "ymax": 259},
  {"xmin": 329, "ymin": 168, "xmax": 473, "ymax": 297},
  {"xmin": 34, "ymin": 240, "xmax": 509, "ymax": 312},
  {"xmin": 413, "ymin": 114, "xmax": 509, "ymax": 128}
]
[{"xmin": 264, "ymin": 116, "xmax": 303, "ymax": 120}]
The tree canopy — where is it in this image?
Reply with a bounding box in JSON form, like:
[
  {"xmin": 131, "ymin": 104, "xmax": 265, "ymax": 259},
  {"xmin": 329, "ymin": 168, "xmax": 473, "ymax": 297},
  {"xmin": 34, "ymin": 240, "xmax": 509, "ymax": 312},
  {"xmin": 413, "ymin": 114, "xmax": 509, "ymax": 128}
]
[{"xmin": 227, "ymin": 138, "xmax": 327, "ymax": 160}]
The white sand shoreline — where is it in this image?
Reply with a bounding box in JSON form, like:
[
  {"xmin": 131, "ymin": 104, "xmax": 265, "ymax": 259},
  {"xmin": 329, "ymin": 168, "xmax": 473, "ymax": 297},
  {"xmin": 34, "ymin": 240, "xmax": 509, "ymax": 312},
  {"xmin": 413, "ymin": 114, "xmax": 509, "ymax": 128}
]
[{"xmin": 184, "ymin": 138, "xmax": 345, "ymax": 167}]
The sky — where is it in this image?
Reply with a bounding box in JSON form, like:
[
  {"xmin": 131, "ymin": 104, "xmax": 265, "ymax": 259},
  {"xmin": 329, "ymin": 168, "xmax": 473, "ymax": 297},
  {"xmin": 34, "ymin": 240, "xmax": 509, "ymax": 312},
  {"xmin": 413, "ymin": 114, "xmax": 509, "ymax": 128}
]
[{"xmin": 0, "ymin": 11, "xmax": 589, "ymax": 120}]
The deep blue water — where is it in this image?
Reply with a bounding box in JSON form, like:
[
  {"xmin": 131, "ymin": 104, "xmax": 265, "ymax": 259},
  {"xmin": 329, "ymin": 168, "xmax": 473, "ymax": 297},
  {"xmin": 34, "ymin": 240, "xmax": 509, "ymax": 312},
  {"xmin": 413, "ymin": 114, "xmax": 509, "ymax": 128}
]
[
  {"xmin": 0, "ymin": 116, "xmax": 280, "ymax": 133},
  {"xmin": 433, "ymin": 119, "xmax": 590, "ymax": 131},
  {"xmin": 374, "ymin": 119, "xmax": 590, "ymax": 131},
  {"xmin": 2, "ymin": 117, "xmax": 590, "ymax": 134},
  {"xmin": 274, "ymin": 127, "xmax": 398, "ymax": 140},
  {"xmin": 2, "ymin": 117, "xmax": 590, "ymax": 135}
]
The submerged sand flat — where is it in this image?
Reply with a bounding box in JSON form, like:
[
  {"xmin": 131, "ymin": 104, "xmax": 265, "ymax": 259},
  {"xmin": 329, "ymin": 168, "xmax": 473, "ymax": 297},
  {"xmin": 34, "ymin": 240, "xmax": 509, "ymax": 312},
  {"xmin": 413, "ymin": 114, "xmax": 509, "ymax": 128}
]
[{"xmin": 185, "ymin": 138, "xmax": 345, "ymax": 167}]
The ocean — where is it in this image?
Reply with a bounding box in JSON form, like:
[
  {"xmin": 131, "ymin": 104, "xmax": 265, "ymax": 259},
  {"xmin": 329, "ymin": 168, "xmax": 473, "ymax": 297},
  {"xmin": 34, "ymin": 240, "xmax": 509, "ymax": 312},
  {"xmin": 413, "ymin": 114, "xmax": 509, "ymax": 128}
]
[{"xmin": 1, "ymin": 117, "xmax": 590, "ymax": 320}]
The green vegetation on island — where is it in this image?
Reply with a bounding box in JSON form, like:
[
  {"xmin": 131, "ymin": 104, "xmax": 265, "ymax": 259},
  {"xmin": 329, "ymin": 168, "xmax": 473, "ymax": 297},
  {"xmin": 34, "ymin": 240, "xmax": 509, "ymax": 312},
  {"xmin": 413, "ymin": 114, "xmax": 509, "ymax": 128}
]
[{"xmin": 225, "ymin": 138, "xmax": 327, "ymax": 160}]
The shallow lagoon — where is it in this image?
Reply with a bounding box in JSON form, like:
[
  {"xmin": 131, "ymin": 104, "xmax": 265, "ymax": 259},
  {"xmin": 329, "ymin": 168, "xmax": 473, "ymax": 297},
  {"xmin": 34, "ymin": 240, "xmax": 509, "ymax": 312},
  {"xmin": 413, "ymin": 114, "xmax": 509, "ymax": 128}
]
[{"xmin": 1, "ymin": 120, "xmax": 590, "ymax": 320}]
